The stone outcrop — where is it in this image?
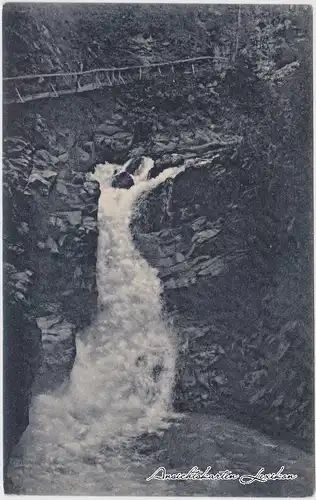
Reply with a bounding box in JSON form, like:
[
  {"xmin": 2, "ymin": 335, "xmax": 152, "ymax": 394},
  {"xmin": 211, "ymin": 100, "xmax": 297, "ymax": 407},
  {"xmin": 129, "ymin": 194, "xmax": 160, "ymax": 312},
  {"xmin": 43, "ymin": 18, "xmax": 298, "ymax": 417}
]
[
  {"xmin": 124, "ymin": 156, "xmax": 142, "ymax": 175},
  {"xmin": 34, "ymin": 315, "xmax": 77, "ymax": 392},
  {"xmin": 3, "ymin": 263, "xmax": 41, "ymax": 471},
  {"xmin": 94, "ymin": 116, "xmax": 133, "ymax": 163},
  {"xmin": 112, "ymin": 171, "xmax": 134, "ymax": 189}
]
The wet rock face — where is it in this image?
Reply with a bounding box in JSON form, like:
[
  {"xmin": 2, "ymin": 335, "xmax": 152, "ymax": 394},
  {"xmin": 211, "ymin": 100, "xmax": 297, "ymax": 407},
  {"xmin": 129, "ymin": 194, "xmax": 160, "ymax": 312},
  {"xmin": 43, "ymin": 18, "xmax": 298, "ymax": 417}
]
[
  {"xmin": 3, "ymin": 139, "xmax": 40, "ymax": 469},
  {"xmin": 131, "ymin": 150, "xmax": 313, "ymax": 452},
  {"xmin": 3, "ymin": 135, "xmax": 100, "ymax": 466},
  {"xmin": 33, "ymin": 315, "xmax": 76, "ymax": 392},
  {"xmin": 124, "ymin": 156, "xmax": 142, "ymax": 175},
  {"xmin": 112, "ymin": 171, "xmax": 134, "ymax": 189},
  {"xmin": 3, "ymin": 263, "xmax": 41, "ymax": 471},
  {"xmin": 94, "ymin": 115, "xmax": 134, "ymax": 164}
]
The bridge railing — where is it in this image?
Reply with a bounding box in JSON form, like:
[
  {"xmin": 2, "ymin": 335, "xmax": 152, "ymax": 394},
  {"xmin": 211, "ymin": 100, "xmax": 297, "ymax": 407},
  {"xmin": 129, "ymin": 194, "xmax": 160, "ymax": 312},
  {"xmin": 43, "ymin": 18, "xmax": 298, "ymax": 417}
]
[{"xmin": 3, "ymin": 56, "xmax": 230, "ymax": 104}]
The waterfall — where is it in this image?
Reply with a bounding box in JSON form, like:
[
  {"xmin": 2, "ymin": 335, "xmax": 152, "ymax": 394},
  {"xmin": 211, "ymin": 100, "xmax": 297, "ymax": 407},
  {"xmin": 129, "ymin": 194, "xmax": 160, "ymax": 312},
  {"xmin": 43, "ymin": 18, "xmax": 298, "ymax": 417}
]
[{"xmin": 7, "ymin": 158, "xmax": 182, "ymax": 495}]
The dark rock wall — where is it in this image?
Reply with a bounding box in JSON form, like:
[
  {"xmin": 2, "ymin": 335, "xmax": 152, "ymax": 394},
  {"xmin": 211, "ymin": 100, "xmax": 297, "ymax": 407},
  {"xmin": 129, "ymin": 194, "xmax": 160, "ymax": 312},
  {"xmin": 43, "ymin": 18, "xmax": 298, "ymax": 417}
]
[
  {"xmin": 3, "ymin": 131, "xmax": 100, "ymax": 467},
  {"xmin": 131, "ymin": 144, "xmax": 313, "ymax": 452},
  {"xmin": 3, "ymin": 138, "xmax": 41, "ymax": 469}
]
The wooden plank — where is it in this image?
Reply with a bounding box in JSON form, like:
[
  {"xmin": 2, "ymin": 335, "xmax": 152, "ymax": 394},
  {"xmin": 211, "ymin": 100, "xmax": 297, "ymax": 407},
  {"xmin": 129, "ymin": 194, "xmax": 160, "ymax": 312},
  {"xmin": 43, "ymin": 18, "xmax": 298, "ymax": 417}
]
[
  {"xmin": 3, "ymin": 56, "xmax": 227, "ymax": 105},
  {"xmin": 50, "ymin": 83, "xmax": 58, "ymax": 97},
  {"xmin": 4, "ymin": 79, "xmax": 114, "ymax": 104},
  {"xmin": 3, "ymin": 55, "xmax": 229, "ymax": 82}
]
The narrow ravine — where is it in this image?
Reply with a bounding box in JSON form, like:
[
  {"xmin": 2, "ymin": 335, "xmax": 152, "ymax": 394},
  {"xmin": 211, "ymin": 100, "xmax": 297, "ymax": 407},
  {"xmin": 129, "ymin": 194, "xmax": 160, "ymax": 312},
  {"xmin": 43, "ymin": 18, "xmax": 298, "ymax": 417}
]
[
  {"xmin": 7, "ymin": 158, "xmax": 313, "ymax": 497},
  {"xmin": 7, "ymin": 159, "xmax": 183, "ymax": 495}
]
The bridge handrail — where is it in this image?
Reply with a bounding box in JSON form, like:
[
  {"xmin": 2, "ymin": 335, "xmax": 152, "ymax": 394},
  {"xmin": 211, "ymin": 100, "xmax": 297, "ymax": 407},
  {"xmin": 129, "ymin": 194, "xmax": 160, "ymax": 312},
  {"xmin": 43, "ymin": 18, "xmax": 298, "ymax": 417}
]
[{"xmin": 3, "ymin": 55, "xmax": 229, "ymax": 82}]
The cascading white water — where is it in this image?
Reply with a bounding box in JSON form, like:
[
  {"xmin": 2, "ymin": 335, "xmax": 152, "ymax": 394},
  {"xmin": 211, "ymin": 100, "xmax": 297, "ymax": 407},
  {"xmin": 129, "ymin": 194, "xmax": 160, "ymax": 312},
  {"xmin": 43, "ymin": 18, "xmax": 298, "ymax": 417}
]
[{"xmin": 8, "ymin": 158, "xmax": 183, "ymax": 495}]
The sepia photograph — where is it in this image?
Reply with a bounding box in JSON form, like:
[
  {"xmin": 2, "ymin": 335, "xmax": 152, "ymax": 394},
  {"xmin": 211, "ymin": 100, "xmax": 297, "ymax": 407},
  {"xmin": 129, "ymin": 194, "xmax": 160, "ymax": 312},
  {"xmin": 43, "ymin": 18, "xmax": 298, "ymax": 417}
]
[{"xmin": 2, "ymin": 3, "xmax": 314, "ymax": 496}]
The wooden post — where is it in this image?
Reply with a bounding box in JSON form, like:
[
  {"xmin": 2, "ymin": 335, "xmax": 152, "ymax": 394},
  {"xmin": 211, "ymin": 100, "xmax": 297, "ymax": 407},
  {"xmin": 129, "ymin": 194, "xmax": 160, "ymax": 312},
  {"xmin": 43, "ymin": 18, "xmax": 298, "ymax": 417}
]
[
  {"xmin": 106, "ymin": 72, "xmax": 113, "ymax": 86},
  {"xmin": 112, "ymin": 71, "xmax": 118, "ymax": 84},
  {"xmin": 50, "ymin": 82, "xmax": 58, "ymax": 97},
  {"xmin": 233, "ymin": 5, "xmax": 242, "ymax": 63},
  {"xmin": 15, "ymin": 85, "xmax": 24, "ymax": 103}
]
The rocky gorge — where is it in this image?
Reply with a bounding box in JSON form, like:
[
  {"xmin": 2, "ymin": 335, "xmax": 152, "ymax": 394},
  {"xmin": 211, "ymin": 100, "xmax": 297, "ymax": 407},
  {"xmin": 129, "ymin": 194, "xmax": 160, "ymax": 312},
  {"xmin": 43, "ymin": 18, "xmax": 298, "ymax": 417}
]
[{"xmin": 3, "ymin": 4, "xmax": 313, "ymax": 492}]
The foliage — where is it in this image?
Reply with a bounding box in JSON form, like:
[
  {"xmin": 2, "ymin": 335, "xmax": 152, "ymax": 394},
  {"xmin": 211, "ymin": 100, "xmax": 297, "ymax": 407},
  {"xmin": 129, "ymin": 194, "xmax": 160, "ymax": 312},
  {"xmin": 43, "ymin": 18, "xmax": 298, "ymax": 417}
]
[{"xmin": 4, "ymin": 5, "xmax": 310, "ymax": 74}]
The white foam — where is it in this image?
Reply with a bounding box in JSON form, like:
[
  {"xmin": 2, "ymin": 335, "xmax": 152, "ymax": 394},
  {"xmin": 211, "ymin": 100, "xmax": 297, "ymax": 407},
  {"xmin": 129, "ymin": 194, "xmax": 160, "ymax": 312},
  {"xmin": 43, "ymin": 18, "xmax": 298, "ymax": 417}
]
[{"xmin": 8, "ymin": 158, "xmax": 182, "ymax": 494}]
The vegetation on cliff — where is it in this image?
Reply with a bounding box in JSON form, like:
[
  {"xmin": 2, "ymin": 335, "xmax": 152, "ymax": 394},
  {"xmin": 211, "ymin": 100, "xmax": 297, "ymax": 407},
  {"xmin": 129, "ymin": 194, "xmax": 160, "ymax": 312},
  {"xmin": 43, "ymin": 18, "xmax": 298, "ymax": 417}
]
[{"xmin": 3, "ymin": 4, "xmax": 310, "ymax": 74}]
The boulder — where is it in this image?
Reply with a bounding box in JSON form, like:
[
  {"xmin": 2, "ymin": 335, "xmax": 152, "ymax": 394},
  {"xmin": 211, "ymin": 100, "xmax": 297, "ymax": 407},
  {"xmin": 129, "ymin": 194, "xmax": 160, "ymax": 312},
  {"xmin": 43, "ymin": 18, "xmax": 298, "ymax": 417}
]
[
  {"xmin": 28, "ymin": 169, "xmax": 58, "ymax": 196},
  {"xmin": 75, "ymin": 145, "xmax": 96, "ymax": 172},
  {"xmin": 111, "ymin": 171, "xmax": 134, "ymax": 189},
  {"xmin": 45, "ymin": 236, "xmax": 59, "ymax": 254},
  {"xmin": 95, "ymin": 123, "xmax": 122, "ymax": 136},
  {"xmin": 196, "ymin": 256, "xmax": 226, "ymax": 276},
  {"xmin": 63, "ymin": 211, "xmax": 82, "ymax": 227},
  {"xmin": 55, "ymin": 128, "xmax": 76, "ymax": 153},
  {"xmin": 111, "ymin": 131, "xmax": 134, "ymax": 153},
  {"xmin": 55, "ymin": 180, "xmax": 69, "ymax": 196},
  {"xmin": 38, "ymin": 169, "xmax": 58, "ymax": 181},
  {"xmin": 129, "ymin": 146, "xmax": 146, "ymax": 158},
  {"xmin": 34, "ymin": 315, "xmax": 76, "ymax": 392},
  {"xmin": 83, "ymin": 180, "xmax": 100, "ymax": 195},
  {"xmin": 55, "ymin": 181, "xmax": 88, "ymax": 210},
  {"xmin": 82, "ymin": 216, "xmax": 98, "ymax": 233},
  {"xmin": 192, "ymin": 228, "xmax": 221, "ymax": 244},
  {"xmin": 151, "ymin": 141, "xmax": 178, "ymax": 156},
  {"xmin": 33, "ymin": 116, "xmax": 64, "ymax": 155},
  {"xmin": 94, "ymin": 128, "xmax": 133, "ymax": 163},
  {"xmin": 57, "ymin": 151, "xmax": 70, "ymax": 165},
  {"xmin": 72, "ymin": 173, "xmax": 85, "ymax": 185},
  {"xmin": 33, "ymin": 149, "xmax": 59, "ymax": 170},
  {"xmin": 147, "ymin": 162, "xmax": 167, "ymax": 180}
]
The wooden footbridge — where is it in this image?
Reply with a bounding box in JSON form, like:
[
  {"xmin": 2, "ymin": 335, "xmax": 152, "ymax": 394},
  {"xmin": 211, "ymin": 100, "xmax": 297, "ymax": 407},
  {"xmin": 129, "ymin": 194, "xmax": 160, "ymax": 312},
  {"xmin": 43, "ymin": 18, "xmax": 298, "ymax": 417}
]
[{"xmin": 3, "ymin": 55, "xmax": 229, "ymax": 105}]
